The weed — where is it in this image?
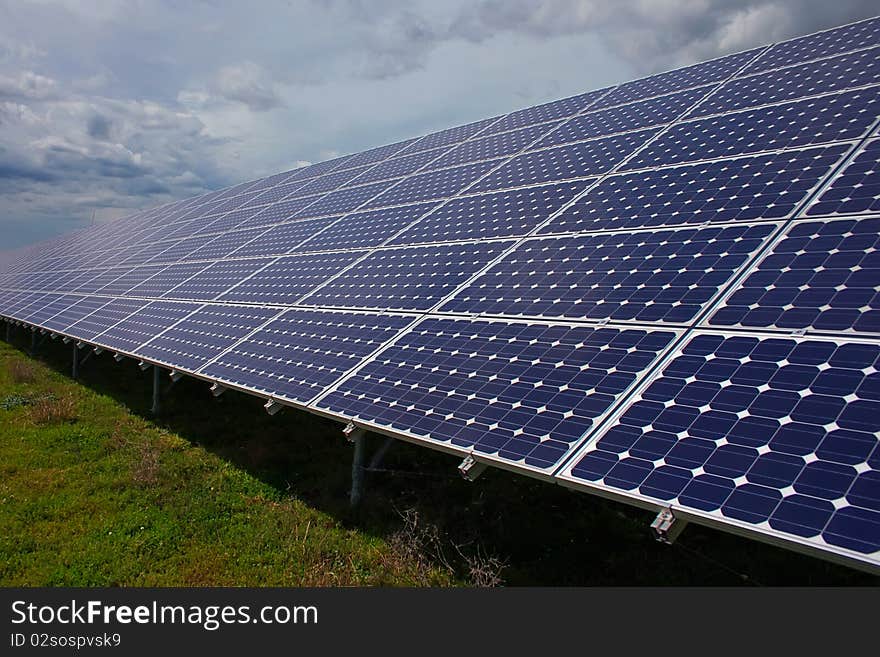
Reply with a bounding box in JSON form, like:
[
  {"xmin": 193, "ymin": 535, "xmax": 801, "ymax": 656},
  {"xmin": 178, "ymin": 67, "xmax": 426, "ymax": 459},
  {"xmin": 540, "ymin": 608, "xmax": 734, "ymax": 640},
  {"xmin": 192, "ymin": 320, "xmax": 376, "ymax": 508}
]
[
  {"xmin": 30, "ymin": 395, "xmax": 78, "ymax": 425},
  {"xmin": 9, "ymin": 360, "xmax": 38, "ymax": 384}
]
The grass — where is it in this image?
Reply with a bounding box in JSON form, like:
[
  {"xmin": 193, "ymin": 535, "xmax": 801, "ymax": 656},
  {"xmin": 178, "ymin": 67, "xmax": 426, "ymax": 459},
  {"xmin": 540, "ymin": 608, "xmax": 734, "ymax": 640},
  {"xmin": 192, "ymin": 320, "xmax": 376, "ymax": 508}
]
[{"xmin": 0, "ymin": 329, "xmax": 876, "ymax": 586}]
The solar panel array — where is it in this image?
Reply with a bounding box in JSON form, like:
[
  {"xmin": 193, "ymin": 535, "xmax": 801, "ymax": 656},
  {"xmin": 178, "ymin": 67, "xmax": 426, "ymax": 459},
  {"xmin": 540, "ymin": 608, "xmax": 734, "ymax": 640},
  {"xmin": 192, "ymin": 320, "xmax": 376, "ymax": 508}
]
[{"xmin": 2, "ymin": 17, "xmax": 879, "ymax": 571}]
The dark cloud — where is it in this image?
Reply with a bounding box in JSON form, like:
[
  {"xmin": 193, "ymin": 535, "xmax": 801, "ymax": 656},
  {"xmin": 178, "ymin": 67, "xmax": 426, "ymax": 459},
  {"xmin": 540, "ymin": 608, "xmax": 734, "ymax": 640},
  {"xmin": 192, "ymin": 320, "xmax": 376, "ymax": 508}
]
[
  {"xmin": 86, "ymin": 113, "xmax": 112, "ymax": 139},
  {"xmin": 447, "ymin": 0, "xmax": 880, "ymax": 72}
]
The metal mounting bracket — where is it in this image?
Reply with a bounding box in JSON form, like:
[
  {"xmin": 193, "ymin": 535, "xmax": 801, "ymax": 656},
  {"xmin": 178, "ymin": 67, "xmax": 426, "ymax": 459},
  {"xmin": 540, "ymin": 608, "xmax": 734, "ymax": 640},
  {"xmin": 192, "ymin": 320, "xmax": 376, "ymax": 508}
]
[
  {"xmin": 263, "ymin": 399, "xmax": 283, "ymax": 416},
  {"xmin": 651, "ymin": 507, "xmax": 688, "ymax": 544},
  {"xmin": 210, "ymin": 382, "xmax": 226, "ymax": 397},
  {"xmin": 343, "ymin": 422, "xmax": 365, "ymax": 444},
  {"xmin": 138, "ymin": 361, "xmax": 151, "ymax": 371},
  {"xmin": 458, "ymin": 454, "xmax": 488, "ymax": 482},
  {"xmin": 113, "ymin": 353, "xmax": 125, "ymax": 362},
  {"xmin": 169, "ymin": 370, "xmax": 183, "ymax": 383}
]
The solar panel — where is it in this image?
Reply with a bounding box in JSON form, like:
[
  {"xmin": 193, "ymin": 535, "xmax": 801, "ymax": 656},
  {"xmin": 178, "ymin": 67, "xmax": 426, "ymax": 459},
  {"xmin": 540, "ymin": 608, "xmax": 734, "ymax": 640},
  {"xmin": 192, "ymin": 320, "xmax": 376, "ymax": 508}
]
[
  {"xmin": 558, "ymin": 333, "xmax": 880, "ymax": 559},
  {"xmin": 3, "ymin": 15, "xmax": 879, "ymax": 571}
]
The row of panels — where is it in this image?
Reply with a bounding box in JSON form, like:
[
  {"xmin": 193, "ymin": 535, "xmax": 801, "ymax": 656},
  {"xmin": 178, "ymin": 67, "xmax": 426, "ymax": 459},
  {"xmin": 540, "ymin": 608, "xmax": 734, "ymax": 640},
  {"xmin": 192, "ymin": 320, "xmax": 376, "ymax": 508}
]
[
  {"xmin": 2, "ymin": 302, "xmax": 877, "ymax": 568},
  {"xmin": 2, "ymin": 215, "xmax": 877, "ymax": 335}
]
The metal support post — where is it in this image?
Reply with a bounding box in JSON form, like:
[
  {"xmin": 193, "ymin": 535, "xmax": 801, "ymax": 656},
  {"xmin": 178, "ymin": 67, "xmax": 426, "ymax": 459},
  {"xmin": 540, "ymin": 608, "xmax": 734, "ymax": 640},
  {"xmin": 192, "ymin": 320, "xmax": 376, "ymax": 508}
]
[
  {"xmin": 367, "ymin": 436, "xmax": 395, "ymax": 471},
  {"xmin": 29, "ymin": 330, "xmax": 37, "ymax": 357},
  {"xmin": 5, "ymin": 322, "xmax": 10, "ymax": 343},
  {"xmin": 72, "ymin": 343, "xmax": 79, "ymax": 380},
  {"xmin": 350, "ymin": 430, "xmax": 367, "ymax": 508},
  {"xmin": 151, "ymin": 365, "xmax": 161, "ymax": 415}
]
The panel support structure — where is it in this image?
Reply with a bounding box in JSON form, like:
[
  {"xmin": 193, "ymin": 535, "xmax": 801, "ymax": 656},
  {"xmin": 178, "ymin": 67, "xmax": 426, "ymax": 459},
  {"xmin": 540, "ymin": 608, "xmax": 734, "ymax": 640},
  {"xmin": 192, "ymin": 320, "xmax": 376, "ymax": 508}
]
[
  {"xmin": 651, "ymin": 508, "xmax": 688, "ymax": 545},
  {"xmin": 71, "ymin": 343, "xmax": 79, "ymax": 380},
  {"xmin": 349, "ymin": 429, "xmax": 367, "ymax": 508},
  {"xmin": 29, "ymin": 329, "xmax": 37, "ymax": 357},
  {"xmin": 151, "ymin": 365, "xmax": 162, "ymax": 416}
]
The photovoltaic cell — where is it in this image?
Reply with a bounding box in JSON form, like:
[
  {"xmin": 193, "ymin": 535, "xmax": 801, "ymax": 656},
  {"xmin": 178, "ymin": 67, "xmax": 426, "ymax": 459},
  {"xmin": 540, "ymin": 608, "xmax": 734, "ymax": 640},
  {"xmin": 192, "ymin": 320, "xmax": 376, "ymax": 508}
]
[
  {"xmin": 126, "ymin": 263, "xmax": 209, "ymax": 298},
  {"xmin": 232, "ymin": 216, "xmax": 341, "ymax": 258},
  {"xmin": 389, "ymin": 182, "xmax": 589, "ymax": 245},
  {"xmin": 136, "ymin": 304, "xmax": 279, "ymax": 372},
  {"xmin": 164, "ymin": 259, "xmax": 274, "ymax": 301},
  {"xmin": 294, "ymin": 164, "xmax": 375, "ymax": 196},
  {"xmin": 217, "ymin": 251, "xmax": 365, "ymax": 305},
  {"xmin": 442, "ymin": 224, "xmax": 774, "ymax": 322},
  {"xmin": 626, "ymin": 88, "xmax": 880, "ymax": 169},
  {"xmin": 238, "ymin": 195, "xmax": 323, "ymax": 229},
  {"xmin": 186, "ymin": 228, "xmax": 269, "ymax": 261},
  {"xmin": 430, "ymin": 123, "xmax": 560, "ymax": 169},
  {"xmin": 563, "ymin": 333, "xmax": 880, "ymax": 556},
  {"xmin": 807, "ymin": 139, "xmax": 880, "ymax": 216},
  {"xmin": 95, "ymin": 265, "xmax": 165, "ymax": 296},
  {"xmin": 364, "ymin": 160, "xmax": 501, "ymax": 208},
  {"xmin": 318, "ymin": 318, "xmax": 677, "ymax": 471},
  {"xmin": 300, "ymin": 203, "xmax": 439, "ymax": 252},
  {"xmin": 21, "ymin": 294, "xmax": 83, "ymax": 326},
  {"xmin": 710, "ymin": 217, "xmax": 880, "ymax": 333},
  {"xmin": 471, "ymin": 129, "xmax": 657, "ymax": 193},
  {"xmin": 540, "ymin": 145, "xmax": 849, "ymax": 235},
  {"xmin": 65, "ymin": 297, "xmax": 149, "ymax": 342},
  {"xmin": 402, "ymin": 117, "xmax": 499, "ymax": 153},
  {"xmin": 40, "ymin": 296, "xmax": 110, "ymax": 333},
  {"xmin": 95, "ymin": 301, "xmax": 200, "ymax": 353},
  {"xmin": 694, "ymin": 48, "xmax": 880, "ymax": 117},
  {"xmin": 481, "ymin": 88, "xmax": 609, "ymax": 135},
  {"xmin": 351, "ymin": 147, "xmax": 450, "ymax": 185},
  {"xmin": 300, "ymin": 241, "xmax": 512, "ymax": 311},
  {"xmin": 301, "ymin": 181, "xmax": 396, "ymax": 218},
  {"xmin": 745, "ymin": 17, "xmax": 880, "ymax": 74},
  {"xmin": 593, "ymin": 49, "xmax": 760, "ymax": 109},
  {"xmin": 201, "ymin": 309, "xmax": 413, "ymax": 404},
  {"xmin": 537, "ymin": 86, "xmax": 709, "ymax": 149}
]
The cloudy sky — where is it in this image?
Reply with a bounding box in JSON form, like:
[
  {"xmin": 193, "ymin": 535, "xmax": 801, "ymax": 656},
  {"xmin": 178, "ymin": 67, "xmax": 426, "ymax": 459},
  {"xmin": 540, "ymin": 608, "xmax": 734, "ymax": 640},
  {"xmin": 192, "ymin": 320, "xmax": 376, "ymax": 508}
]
[{"xmin": 1, "ymin": 0, "xmax": 876, "ymax": 250}]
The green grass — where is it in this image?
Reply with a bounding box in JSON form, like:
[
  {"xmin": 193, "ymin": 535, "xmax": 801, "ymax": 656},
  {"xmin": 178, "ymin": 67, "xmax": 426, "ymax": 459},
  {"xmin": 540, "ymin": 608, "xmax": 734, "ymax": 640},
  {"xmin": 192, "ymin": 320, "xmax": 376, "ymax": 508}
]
[{"xmin": 0, "ymin": 330, "xmax": 877, "ymax": 586}]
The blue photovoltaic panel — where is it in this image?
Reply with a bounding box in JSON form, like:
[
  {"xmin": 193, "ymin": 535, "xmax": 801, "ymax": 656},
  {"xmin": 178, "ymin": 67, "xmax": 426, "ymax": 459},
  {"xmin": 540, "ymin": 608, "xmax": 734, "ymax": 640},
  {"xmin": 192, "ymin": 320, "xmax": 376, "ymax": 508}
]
[
  {"xmin": 364, "ymin": 160, "xmax": 501, "ymax": 208},
  {"xmin": 186, "ymin": 227, "xmax": 269, "ymax": 261},
  {"xmin": 807, "ymin": 139, "xmax": 880, "ymax": 216},
  {"xmin": 237, "ymin": 195, "xmax": 323, "ymax": 229},
  {"xmin": 11, "ymin": 293, "xmax": 52, "ymax": 321},
  {"xmin": 593, "ymin": 49, "xmax": 761, "ymax": 109},
  {"xmin": 338, "ymin": 138, "xmax": 416, "ymax": 168},
  {"xmin": 352, "ymin": 148, "xmax": 450, "ymax": 185},
  {"xmin": 217, "ymin": 251, "xmax": 365, "ymax": 305},
  {"xmin": 539, "ymin": 145, "xmax": 849, "ymax": 235},
  {"xmin": 232, "ymin": 216, "xmax": 341, "ymax": 258},
  {"xmin": 745, "ymin": 17, "xmax": 880, "ymax": 74},
  {"xmin": 119, "ymin": 240, "xmax": 179, "ymax": 267},
  {"xmin": 694, "ymin": 48, "xmax": 880, "ymax": 117},
  {"xmin": 389, "ymin": 182, "xmax": 589, "ymax": 245},
  {"xmin": 294, "ymin": 164, "xmax": 375, "ymax": 196},
  {"xmin": 562, "ymin": 333, "xmax": 880, "ymax": 558},
  {"xmin": 626, "ymin": 88, "xmax": 880, "ymax": 169},
  {"xmin": 299, "ymin": 181, "xmax": 395, "ymax": 218},
  {"xmin": 430, "ymin": 123, "xmax": 560, "ymax": 169},
  {"xmin": 95, "ymin": 265, "xmax": 166, "ymax": 296},
  {"xmin": 283, "ymin": 154, "xmax": 354, "ymax": 181},
  {"xmin": 300, "ymin": 241, "xmax": 512, "ymax": 311},
  {"xmin": 300, "ymin": 202, "xmax": 439, "ymax": 252},
  {"xmin": 73, "ymin": 268, "xmax": 134, "ymax": 294},
  {"xmin": 537, "ymin": 86, "xmax": 709, "ymax": 149},
  {"xmin": 40, "ymin": 296, "xmax": 110, "ymax": 333},
  {"xmin": 442, "ymin": 224, "xmax": 774, "ymax": 322},
  {"xmin": 53, "ymin": 270, "xmax": 105, "ymax": 294},
  {"xmin": 163, "ymin": 259, "xmax": 274, "ymax": 301},
  {"xmin": 94, "ymin": 301, "xmax": 201, "ymax": 353},
  {"xmin": 21, "ymin": 294, "xmax": 82, "ymax": 326},
  {"xmin": 246, "ymin": 178, "xmax": 313, "ymax": 204},
  {"xmin": 64, "ymin": 297, "xmax": 149, "ymax": 342},
  {"xmin": 480, "ymin": 88, "xmax": 609, "ymax": 135},
  {"xmin": 126, "ymin": 263, "xmax": 209, "ymax": 298},
  {"xmin": 201, "ymin": 309, "xmax": 413, "ymax": 405},
  {"xmin": 471, "ymin": 129, "xmax": 657, "ymax": 193},
  {"xmin": 209, "ymin": 189, "xmax": 267, "ymax": 216},
  {"xmin": 151, "ymin": 236, "xmax": 214, "ymax": 264},
  {"xmin": 401, "ymin": 117, "xmax": 499, "ymax": 153},
  {"xmin": 710, "ymin": 217, "xmax": 880, "ymax": 333},
  {"xmin": 135, "ymin": 304, "xmax": 279, "ymax": 372},
  {"xmin": 317, "ymin": 318, "xmax": 677, "ymax": 471}
]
